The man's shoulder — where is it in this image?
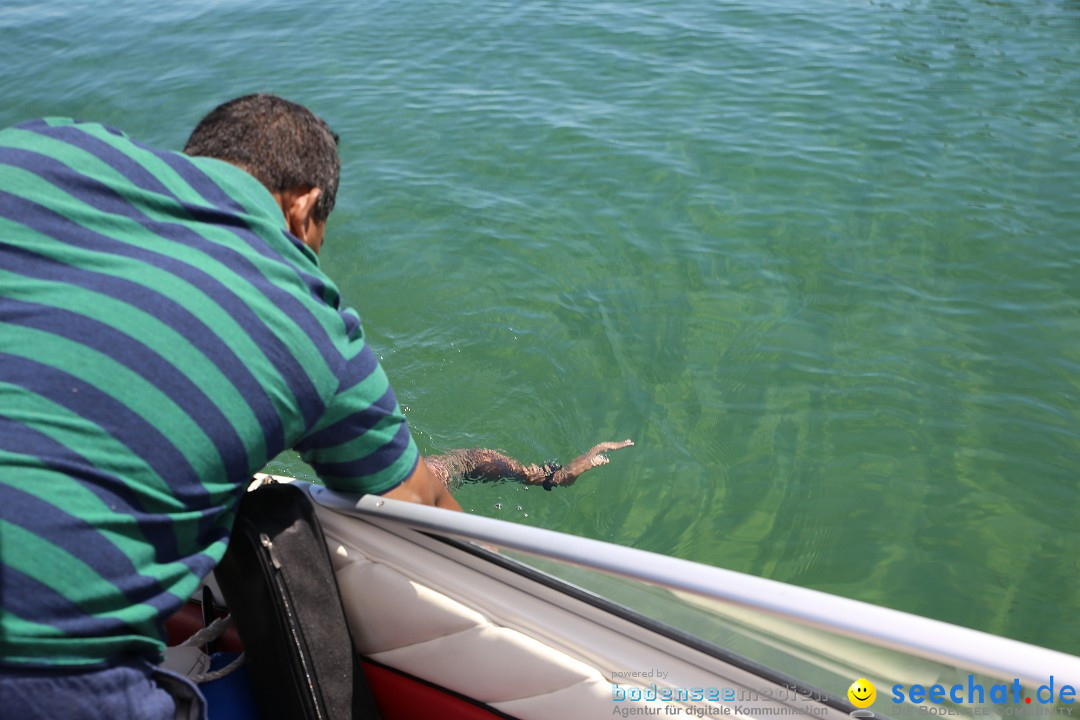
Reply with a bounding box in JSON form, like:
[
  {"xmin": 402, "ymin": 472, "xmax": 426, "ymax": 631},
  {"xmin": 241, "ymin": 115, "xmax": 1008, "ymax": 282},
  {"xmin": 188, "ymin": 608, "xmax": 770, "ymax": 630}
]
[
  {"xmin": 4, "ymin": 117, "xmax": 132, "ymax": 144},
  {"xmin": 1, "ymin": 117, "xmax": 178, "ymax": 182},
  {"xmin": 3, "ymin": 116, "xmax": 279, "ymax": 220}
]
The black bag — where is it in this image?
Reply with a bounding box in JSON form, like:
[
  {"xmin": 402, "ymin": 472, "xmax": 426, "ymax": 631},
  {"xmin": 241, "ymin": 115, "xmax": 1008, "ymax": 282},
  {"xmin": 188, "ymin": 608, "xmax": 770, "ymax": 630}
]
[{"xmin": 215, "ymin": 481, "xmax": 380, "ymax": 720}]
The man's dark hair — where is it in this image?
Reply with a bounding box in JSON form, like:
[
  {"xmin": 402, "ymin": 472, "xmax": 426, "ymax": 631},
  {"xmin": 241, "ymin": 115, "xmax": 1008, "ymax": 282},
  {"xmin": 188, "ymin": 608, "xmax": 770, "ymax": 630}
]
[{"xmin": 184, "ymin": 94, "xmax": 340, "ymax": 223}]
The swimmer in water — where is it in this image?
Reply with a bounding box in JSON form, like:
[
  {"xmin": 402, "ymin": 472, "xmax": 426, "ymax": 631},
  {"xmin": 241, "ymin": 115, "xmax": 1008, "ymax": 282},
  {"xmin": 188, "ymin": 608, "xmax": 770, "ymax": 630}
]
[{"xmin": 426, "ymin": 439, "xmax": 635, "ymax": 491}]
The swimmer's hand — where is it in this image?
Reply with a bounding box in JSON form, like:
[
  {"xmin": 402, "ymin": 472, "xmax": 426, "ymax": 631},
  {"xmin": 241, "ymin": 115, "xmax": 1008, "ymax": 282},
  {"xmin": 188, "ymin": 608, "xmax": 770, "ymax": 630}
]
[{"xmin": 550, "ymin": 439, "xmax": 634, "ymax": 487}]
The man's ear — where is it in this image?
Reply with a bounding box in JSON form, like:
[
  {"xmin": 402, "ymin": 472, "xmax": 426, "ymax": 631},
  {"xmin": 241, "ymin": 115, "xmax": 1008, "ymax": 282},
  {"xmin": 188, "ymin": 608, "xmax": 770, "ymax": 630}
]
[{"xmin": 279, "ymin": 186, "xmax": 323, "ymax": 250}]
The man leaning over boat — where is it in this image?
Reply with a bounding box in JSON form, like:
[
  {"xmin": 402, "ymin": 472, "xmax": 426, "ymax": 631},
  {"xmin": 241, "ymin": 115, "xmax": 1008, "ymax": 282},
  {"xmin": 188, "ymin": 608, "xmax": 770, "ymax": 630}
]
[{"xmin": 0, "ymin": 94, "xmax": 629, "ymax": 720}]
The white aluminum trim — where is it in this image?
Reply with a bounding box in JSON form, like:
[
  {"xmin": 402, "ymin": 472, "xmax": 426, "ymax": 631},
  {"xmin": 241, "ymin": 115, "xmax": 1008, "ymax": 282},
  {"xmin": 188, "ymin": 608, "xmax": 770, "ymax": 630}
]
[{"xmin": 307, "ymin": 484, "xmax": 1080, "ymax": 687}]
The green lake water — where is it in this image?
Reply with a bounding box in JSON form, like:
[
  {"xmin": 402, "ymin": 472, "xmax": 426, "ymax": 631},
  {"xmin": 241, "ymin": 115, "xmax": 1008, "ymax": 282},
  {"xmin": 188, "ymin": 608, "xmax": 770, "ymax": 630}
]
[{"xmin": 3, "ymin": 0, "xmax": 1078, "ymax": 657}]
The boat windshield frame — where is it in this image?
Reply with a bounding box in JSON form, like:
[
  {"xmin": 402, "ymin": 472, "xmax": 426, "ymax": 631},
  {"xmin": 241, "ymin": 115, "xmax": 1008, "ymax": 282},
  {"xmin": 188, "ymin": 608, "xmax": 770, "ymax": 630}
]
[{"xmin": 305, "ymin": 482, "xmax": 1080, "ymax": 689}]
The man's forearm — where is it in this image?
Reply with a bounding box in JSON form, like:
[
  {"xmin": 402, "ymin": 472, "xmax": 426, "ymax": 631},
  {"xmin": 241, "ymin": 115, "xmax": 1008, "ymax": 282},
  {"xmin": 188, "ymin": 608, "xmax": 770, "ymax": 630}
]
[
  {"xmin": 426, "ymin": 449, "xmax": 551, "ymax": 488},
  {"xmin": 426, "ymin": 440, "xmax": 633, "ymax": 490}
]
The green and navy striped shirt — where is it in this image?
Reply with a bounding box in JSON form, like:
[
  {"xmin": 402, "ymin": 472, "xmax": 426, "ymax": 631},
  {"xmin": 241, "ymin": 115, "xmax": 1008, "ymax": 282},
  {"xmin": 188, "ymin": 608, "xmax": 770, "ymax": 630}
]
[{"xmin": 0, "ymin": 118, "xmax": 420, "ymax": 667}]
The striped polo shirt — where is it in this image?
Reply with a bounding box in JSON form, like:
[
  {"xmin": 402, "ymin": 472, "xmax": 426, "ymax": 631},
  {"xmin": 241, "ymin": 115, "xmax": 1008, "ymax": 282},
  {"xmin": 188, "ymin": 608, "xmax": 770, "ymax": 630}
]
[{"xmin": 0, "ymin": 118, "xmax": 420, "ymax": 667}]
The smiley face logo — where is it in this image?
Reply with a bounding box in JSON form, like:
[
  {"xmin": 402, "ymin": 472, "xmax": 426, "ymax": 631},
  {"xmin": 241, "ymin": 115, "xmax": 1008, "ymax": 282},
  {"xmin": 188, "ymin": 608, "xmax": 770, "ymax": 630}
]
[{"xmin": 848, "ymin": 678, "xmax": 876, "ymax": 708}]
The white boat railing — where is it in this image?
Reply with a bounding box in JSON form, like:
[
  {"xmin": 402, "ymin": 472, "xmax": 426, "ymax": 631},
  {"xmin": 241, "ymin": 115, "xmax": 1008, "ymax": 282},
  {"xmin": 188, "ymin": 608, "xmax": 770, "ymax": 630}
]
[{"xmin": 307, "ymin": 484, "xmax": 1080, "ymax": 689}]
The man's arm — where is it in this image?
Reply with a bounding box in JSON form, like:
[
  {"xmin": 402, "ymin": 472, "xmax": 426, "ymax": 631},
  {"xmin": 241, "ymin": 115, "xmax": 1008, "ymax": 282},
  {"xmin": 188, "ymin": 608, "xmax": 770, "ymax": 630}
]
[
  {"xmin": 425, "ymin": 440, "xmax": 634, "ymax": 490},
  {"xmin": 381, "ymin": 456, "xmax": 464, "ymax": 511}
]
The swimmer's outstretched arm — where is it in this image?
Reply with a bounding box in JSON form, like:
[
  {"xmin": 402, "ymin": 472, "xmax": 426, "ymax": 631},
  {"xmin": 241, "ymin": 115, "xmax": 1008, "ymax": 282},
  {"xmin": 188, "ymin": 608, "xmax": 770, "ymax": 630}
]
[{"xmin": 425, "ymin": 440, "xmax": 634, "ymax": 490}]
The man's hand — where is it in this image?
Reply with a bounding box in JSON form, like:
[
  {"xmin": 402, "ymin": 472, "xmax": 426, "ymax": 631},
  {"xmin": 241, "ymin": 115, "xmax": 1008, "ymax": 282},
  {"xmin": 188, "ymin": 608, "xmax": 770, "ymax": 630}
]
[
  {"xmin": 552, "ymin": 439, "xmax": 634, "ymax": 487},
  {"xmin": 382, "ymin": 457, "xmax": 463, "ymax": 511}
]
